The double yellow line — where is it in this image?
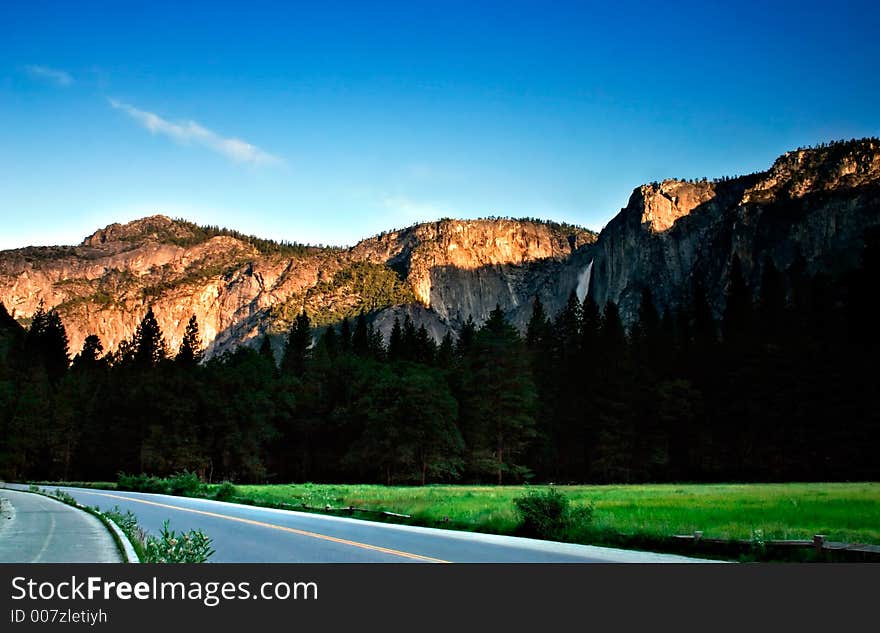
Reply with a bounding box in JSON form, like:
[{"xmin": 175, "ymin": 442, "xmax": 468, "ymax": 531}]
[{"xmin": 88, "ymin": 491, "xmax": 449, "ymax": 563}]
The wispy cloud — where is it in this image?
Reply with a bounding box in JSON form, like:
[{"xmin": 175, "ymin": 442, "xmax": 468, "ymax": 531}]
[
  {"xmin": 23, "ymin": 64, "xmax": 73, "ymax": 86},
  {"xmin": 108, "ymin": 98, "xmax": 281, "ymax": 165}
]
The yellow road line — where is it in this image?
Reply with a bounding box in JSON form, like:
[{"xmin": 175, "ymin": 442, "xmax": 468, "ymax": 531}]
[{"xmin": 86, "ymin": 491, "xmax": 449, "ymax": 563}]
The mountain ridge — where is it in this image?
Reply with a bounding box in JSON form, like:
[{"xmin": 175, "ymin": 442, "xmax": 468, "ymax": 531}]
[{"xmin": 2, "ymin": 137, "xmax": 879, "ymax": 359}]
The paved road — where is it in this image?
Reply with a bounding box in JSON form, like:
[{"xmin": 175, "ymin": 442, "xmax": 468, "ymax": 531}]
[
  {"xmin": 5, "ymin": 484, "xmax": 717, "ymax": 563},
  {"xmin": 0, "ymin": 488, "xmax": 122, "ymax": 563}
]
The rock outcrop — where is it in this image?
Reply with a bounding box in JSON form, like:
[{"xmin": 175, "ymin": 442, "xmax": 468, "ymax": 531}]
[
  {"xmin": 588, "ymin": 139, "xmax": 880, "ymax": 323},
  {"xmin": 0, "ymin": 216, "xmax": 594, "ymax": 357}
]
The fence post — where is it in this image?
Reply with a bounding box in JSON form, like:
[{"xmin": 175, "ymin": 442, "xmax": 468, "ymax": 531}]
[{"xmin": 813, "ymin": 534, "xmax": 826, "ymax": 558}]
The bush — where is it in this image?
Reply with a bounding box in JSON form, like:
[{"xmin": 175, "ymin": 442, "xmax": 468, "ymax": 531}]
[
  {"xmin": 514, "ymin": 488, "xmax": 570, "ymax": 539},
  {"xmin": 142, "ymin": 520, "xmax": 214, "ymax": 563},
  {"xmin": 52, "ymin": 489, "xmax": 77, "ymax": 505},
  {"xmin": 116, "ymin": 471, "xmax": 206, "ymax": 497},
  {"xmin": 214, "ymin": 481, "xmax": 237, "ymax": 502},
  {"xmin": 513, "ymin": 488, "xmax": 594, "ymax": 542},
  {"xmin": 166, "ymin": 471, "xmax": 204, "ymax": 497},
  {"xmin": 103, "ymin": 506, "xmax": 139, "ymax": 535},
  {"xmin": 117, "ymin": 473, "xmax": 167, "ymax": 494}
]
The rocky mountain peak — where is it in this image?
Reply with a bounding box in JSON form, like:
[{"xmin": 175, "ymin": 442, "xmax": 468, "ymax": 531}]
[
  {"xmin": 627, "ymin": 180, "xmax": 717, "ymax": 233},
  {"xmin": 744, "ymin": 138, "xmax": 880, "ymax": 203},
  {"xmin": 82, "ymin": 214, "xmax": 196, "ymax": 247}
]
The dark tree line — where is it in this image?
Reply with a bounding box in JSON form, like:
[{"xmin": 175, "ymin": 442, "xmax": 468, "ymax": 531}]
[{"xmin": 0, "ymin": 231, "xmax": 877, "ymax": 484}]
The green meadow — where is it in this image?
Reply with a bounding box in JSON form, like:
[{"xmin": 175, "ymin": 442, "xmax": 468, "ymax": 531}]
[{"xmin": 230, "ymin": 482, "xmax": 880, "ymax": 545}]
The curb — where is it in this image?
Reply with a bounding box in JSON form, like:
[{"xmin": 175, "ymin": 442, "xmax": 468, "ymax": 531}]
[{"xmin": 99, "ymin": 511, "xmax": 140, "ymax": 563}]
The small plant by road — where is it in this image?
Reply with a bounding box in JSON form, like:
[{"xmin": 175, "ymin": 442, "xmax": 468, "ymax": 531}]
[
  {"xmin": 142, "ymin": 520, "xmax": 215, "ymax": 563},
  {"xmin": 513, "ymin": 488, "xmax": 594, "ymax": 542}
]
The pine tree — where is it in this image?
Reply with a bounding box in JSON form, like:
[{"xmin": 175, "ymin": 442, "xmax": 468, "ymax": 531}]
[
  {"xmin": 388, "ymin": 317, "xmax": 404, "ymax": 361},
  {"xmin": 72, "ymin": 334, "xmax": 105, "ymax": 371},
  {"xmin": 456, "ymin": 315, "xmax": 476, "ymax": 356},
  {"xmin": 132, "ymin": 307, "xmax": 168, "ymax": 368},
  {"xmin": 462, "ymin": 305, "xmax": 537, "ymax": 484},
  {"xmin": 175, "ymin": 315, "xmax": 203, "ymax": 366},
  {"xmin": 367, "ymin": 323, "xmax": 386, "ymax": 360},
  {"xmin": 437, "ymin": 331, "xmax": 455, "ymax": 368},
  {"xmin": 339, "ymin": 317, "xmax": 352, "ymax": 354},
  {"xmin": 24, "ymin": 303, "xmax": 70, "ymax": 384},
  {"xmin": 401, "ymin": 315, "xmax": 417, "ymax": 361},
  {"xmin": 282, "ymin": 311, "xmax": 312, "ymax": 376},
  {"xmin": 258, "ymin": 334, "xmax": 276, "ymax": 364},
  {"xmin": 599, "ymin": 301, "xmax": 626, "ymax": 356},
  {"xmin": 351, "ymin": 312, "xmax": 370, "ymax": 357},
  {"xmin": 525, "ymin": 296, "xmax": 550, "ymax": 349},
  {"xmin": 414, "ymin": 324, "xmax": 436, "ymax": 364},
  {"xmin": 321, "ymin": 325, "xmax": 339, "ymax": 359},
  {"xmin": 579, "ymin": 295, "xmax": 601, "ymax": 352},
  {"xmin": 0, "ymin": 302, "xmax": 19, "ymax": 331}
]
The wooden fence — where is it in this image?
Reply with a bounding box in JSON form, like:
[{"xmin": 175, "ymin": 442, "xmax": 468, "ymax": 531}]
[{"xmin": 672, "ymin": 532, "xmax": 880, "ymax": 561}]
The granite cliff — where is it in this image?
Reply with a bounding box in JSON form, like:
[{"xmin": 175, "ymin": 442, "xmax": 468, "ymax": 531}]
[
  {"xmin": 587, "ymin": 138, "xmax": 880, "ymax": 323},
  {"xmin": 0, "ymin": 216, "xmax": 594, "ymax": 357}
]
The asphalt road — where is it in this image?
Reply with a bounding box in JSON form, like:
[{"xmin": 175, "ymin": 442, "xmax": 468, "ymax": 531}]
[
  {"xmin": 4, "ymin": 484, "xmax": 717, "ymax": 563},
  {"xmin": 0, "ymin": 488, "xmax": 122, "ymax": 563}
]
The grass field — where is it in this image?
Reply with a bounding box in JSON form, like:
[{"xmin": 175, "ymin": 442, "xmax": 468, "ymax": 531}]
[
  {"xmin": 228, "ymin": 482, "xmax": 880, "ymax": 546},
  {"xmin": 38, "ymin": 479, "xmax": 880, "ymax": 559}
]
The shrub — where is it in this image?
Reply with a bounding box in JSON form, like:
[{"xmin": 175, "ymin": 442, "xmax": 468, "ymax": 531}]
[
  {"xmin": 513, "ymin": 488, "xmax": 595, "ymax": 542},
  {"xmin": 117, "ymin": 473, "xmax": 167, "ymax": 494},
  {"xmin": 103, "ymin": 506, "xmax": 139, "ymax": 535},
  {"xmin": 166, "ymin": 471, "xmax": 204, "ymax": 497},
  {"xmin": 514, "ymin": 488, "xmax": 570, "ymax": 539},
  {"xmin": 116, "ymin": 471, "xmax": 206, "ymax": 497},
  {"xmin": 52, "ymin": 489, "xmax": 77, "ymax": 505},
  {"xmin": 214, "ymin": 481, "xmax": 237, "ymax": 502},
  {"xmin": 142, "ymin": 520, "xmax": 214, "ymax": 563}
]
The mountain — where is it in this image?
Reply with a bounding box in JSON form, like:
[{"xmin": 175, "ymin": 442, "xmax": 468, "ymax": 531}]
[
  {"xmin": 588, "ymin": 138, "xmax": 880, "ymax": 323},
  {"xmin": 1, "ymin": 138, "xmax": 878, "ymax": 359},
  {"xmin": 0, "ymin": 216, "xmax": 594, "ymax": 358}
]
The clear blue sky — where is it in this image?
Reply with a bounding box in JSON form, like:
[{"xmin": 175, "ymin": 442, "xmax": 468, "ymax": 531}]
[{"xmin": 1, "ymin": 0, "xmax": 878, "ymax": 249}]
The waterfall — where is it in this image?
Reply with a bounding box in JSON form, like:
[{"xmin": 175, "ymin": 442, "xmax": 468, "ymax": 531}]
[{"xmin": 576, "ymin": 260, "xmax": 593, "ymax": 302}]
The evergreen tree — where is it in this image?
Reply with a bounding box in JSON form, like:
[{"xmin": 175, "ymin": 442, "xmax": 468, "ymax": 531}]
[
  {"xmin": 414, "ymin": 324, "xmax": 436, "ymax": 364},
  {"xmin": 258, "ymin": 334, "xmax": 276, "ymax": 364},
  {"xmin": 525, "ymin": 296, "xmax": 550, "ymax": 348},
  {"xmin": 23, "ymin": 303, "xmax": 70, "ymax": 384},
  {"xmin": 367, "ymin": 323, "xmax": 386, "ymax": 360},
  {"xmin": 338, "ymin": 317, "xmax": 352, "ymax": 354},
  {"xmin": 351, "ymin": 312, "xmax": 370, "ymax": 357},
  {"xmin": 72, "ymin": 334, "xmax": 105, "ymax": 371},
  {"xmin": 579, "ymin": 295, "xmax": 601, "ymax": 353},
  {"xmin": 175, "ymin": 315, "xmax": 203, "ymax": 366},
  {"xmin": 437, "ymin": 331, "xmax": 455, "ymax": 368},
  {"xmin": 42, "ymin": 310, "xmax": 70, "ymax": 384},
  {"xmin": 132, "ymin": 307, "xmax": 168, "ymax": 368},
  {"xmin": 321, "ymin": 325, "xmax": 339, "ymax": 360},
  {"xmin": 456, "ymin": 315, "xmax": 476, "ymax": 356},
  {"xmin": 388, "ymin": 317, "xmax": 404, "ymax": 361},
  {"xmin": 599, "ymin": 301, "xmax": 626, "ymax": 356},
  {"xmin": 461, "ymin": 305, "xmax": 537, "ymax": 483},
  {"xmin": 401, "ymin": 315, "xmax": 417, "ymax": 361},
  {"xmin": 282, "ymin": 311, "xmax": 312, "ymax": 376}
]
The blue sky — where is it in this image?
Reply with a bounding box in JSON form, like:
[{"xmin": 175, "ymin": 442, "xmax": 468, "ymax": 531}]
[{"xmin": 1, "ymin": 0, "xmax": 878, "ymax": 249}]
